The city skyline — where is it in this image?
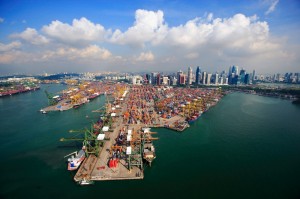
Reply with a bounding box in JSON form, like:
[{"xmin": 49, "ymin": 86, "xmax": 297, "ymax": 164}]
[{"xmin": 0, "ymin": 0, "xmax": 300, "ymax": 74}]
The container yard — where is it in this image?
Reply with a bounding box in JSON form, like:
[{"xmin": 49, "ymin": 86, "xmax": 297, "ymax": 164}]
[{"xmin": 60, "ymin": 83, "xmax": 224, "ymax": 185}]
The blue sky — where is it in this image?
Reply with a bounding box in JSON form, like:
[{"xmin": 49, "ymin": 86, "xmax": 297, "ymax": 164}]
[{"xmin": 0, "ymin": 0, "xmax": 299, "ymax": 74}]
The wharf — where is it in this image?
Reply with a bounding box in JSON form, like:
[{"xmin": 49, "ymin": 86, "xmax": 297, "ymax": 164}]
[
  {"xmin": 74, "ymin": 85, "xmax": 223, "ymax": 183},
  {"xmin": 74, "ymin": 111, "xmax": 144, "ymax": 182},
  {"xmin": 41, "ymin": 99, "xmax": 73, "ymax": 112},
  {"xmin": 74, "ymin": 116, "xmax": 187, "ymax": 183}
]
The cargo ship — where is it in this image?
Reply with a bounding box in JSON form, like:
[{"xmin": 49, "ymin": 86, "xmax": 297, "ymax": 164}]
[
  {"xmin": 88, "ymin": 92, "xmax": 100, "ymax": 100},
  {"xmin": 142, "ymin": 128, "xmax": 156, "ymax": 166},
  {"xmin": 187, "ymin": 112, "xmax": 201, "ymax": 124},
  {"xmin": 64, "ymin": 149, "xmax": 86, "ymax": 171}
]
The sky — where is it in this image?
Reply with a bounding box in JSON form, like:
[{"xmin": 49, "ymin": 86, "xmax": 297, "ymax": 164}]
[{"xmin": 0, "ymin": 0, "xmax": 299, "ymax": 74}]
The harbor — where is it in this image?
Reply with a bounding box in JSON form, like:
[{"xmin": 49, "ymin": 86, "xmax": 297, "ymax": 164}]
[
  {"xmin": 1, "ymin": 83, "xmax": 300, "ymax": 198},
  {"xmin": 60, "ymin": 83, "xmax": 224, "ymax": 184}
]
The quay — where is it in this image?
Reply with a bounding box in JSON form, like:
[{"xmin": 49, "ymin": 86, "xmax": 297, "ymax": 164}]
[{"xmin": 60, "ymin": 83, "xmax": 223, "ymax": 184}]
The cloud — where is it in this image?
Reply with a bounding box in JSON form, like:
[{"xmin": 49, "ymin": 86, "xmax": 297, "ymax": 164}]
[
  {"xmin": 163, "ymin": 13, "xmax": 278, "ymax": 58},
  {"xmin": 41, "ymin": 45, "xmax": 111, "ymax": 61},
  {"xmin": 42, "ymin": 17, "xmax": 108, "ymax": 45},
  {"xmin": 0, "ymin": 9, "xmax": 295, "ymax": 73},
  {"xmin": 0, "ymin": 18, "xmax": 4, "ymax": 23},
  {"xmin": 0, "ymin": 50, "xmax": 33, "ymax": 64},
  {"xmin": 110, "ymin": 9, "xmax": 168, "ymax": 47},
  {"xmin": 265, "ymin": 0, "xmax": 279, "ymax": 15},
  {"xmin": 10, "ymin": 28, "xmax": 49, "ymax": 45},
  {"xmin": 0, "ymin": 41, "xmax": 21, "ymax": 52},
  {"xmin": 136, "ymin": 51, "xmax": 155, "ymax": 61},
  {"xmin": 185, "ymin": 53, "xmax": 199, "ymax": 59}
]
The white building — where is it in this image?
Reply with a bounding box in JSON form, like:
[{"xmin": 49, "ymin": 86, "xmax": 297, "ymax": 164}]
[{"xmin": 187, "ymin": 67, "xmax": 193, "ymax": 85}]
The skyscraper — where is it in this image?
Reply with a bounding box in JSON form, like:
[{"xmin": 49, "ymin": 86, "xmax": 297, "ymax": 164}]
[
  {"xmin": 240, "ymin": 68, "xmax": 246, "ymax": 84},
  {"xmin": 202, "ymin": 71, "xmax": 207, "ymax": 84},
  {"xmin": 215, "ymin": 73, "xmax": 219, "ymax": 85},
  {"xmin": 252, "ymin": 70, "xmax": 256, "ymax": 82},
  {"xmin": 156, "ymin": 73, "xmax": 161, "ymax": 85},
  {"xmin": 187, "ymin": 67, "xmax": 193, "ymax": 85},
  {"xmin": 206, "ymin": 73, "xmax": 212, "ymax": 85},
  {"xmin": 151, "ymin": 72, "xmax": 157, "ymax": 85},
  {"xmin": 177, "ymin": 70, "xmax": 183, "ymax": 85},
  {"xmin": 196, "ymin": 66, "xmax": 201, "ymax": 85}
]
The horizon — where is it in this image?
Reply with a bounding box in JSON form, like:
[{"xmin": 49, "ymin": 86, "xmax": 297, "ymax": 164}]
[{"xmin": 0, "ymin": 0, "xmax": 300, "ymax": 74}]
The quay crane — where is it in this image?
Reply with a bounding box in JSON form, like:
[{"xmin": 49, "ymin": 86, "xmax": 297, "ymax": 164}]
[
  {"xmin": 44, "ymin": 90, "xmax": 59, "ymax": 106},
  {"xmin": 60, "ymin": 125, "xmax": 107, "ymax": 157}
]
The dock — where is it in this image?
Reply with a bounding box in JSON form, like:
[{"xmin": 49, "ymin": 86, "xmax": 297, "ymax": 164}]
[{"xmin": 62, "ymin": 84, "xmax": 223, "ymax": 184}]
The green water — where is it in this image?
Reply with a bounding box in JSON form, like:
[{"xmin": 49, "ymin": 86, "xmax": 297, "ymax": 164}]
[{"xmin": 1, "ymin": 85, "xmax": 300, "ymax": 199}]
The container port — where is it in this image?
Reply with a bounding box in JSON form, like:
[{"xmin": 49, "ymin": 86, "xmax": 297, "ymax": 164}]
[{"xmin": 60, "ymin": 83, "xmax": 224, "ymax": 185}]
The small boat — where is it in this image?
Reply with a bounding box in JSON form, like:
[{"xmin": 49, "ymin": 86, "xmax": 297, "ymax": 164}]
[
  {"xmin": 78, "ymin": 178, "xmax": 94, "ymax": 185},
  {"xmin": 40, "ymin": 109, "xmax": 47, "ymax": 114},
  {"xmin": 65, "ymin": 149, "xmax": 86, "ymax": 171}
]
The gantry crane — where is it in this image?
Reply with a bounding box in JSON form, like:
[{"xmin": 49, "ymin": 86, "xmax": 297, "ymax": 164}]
[
  {"xmin": 60, "ymin": 125, "xmax": 106, "ymax": 157},
  {"xmin": 44, "ymin": 90, "xmax": 58, "ymax": 106}
]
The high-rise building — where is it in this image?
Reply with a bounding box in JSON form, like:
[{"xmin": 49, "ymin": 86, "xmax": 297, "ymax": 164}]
[
  {"xmin": 202, "ymin": 71, "xmax": 207, "ymax": 84},
  {"xmin": 240, "ymin": 69, "xmax": 246, "ymax": 84},
  {"xmin": 195, "ymin": 66, "xmax": 201, "ymax": 85},
  {"xmin": 151, "ymin": 72, "xmax": 157, "ymax": 85},
  {"xmin": 171, "ymin": 76, "xmax": 177, "ymax": 86},
  {"xmin": 162, "ymin": 76, "xmax": 169, "ymax": 85},
  {"xmin": 177, "ymin": 70, "xmax": 183, "ymax": 85},
  {"xmin": 144, "ymin": 74, "xmax": 150, "ymax": 84},
  {"xmin": 156, "ymin": 73, "xmax": 161, "ymax": 85},
  {"xmin": 179, "ymin": 74, "xmax": 186, "ymax": 85},
  {"xmin": 219, "ymin": 77, "xmax": 223, "ymax": 85},
  {"xmin": 215, "ymin": 73, "xmax": 219, "ymax": 85},
  {"xmin": 244, "ymin": 74, "xmax": 250, "ymax": 84},
  {"xmin": 252, "ymin": 70, "xmax": 256, "ymax": 82},
  {"xmin": 206, "ymin": 73, "xmax": 212, "ymax": 85},
  {"xmin": 187, "ymin": 67, "xmax": 193, "ymax": 85}
]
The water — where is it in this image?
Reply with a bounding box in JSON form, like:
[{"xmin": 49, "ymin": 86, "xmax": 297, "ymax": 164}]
[{"xmin": 1, "ymin": 85, "xmax": 300, "ymax": 199}]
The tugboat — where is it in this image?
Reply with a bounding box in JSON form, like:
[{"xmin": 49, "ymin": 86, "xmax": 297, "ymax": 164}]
[
  {"xmin": 78, "ymin": 178, "xmax": 94, "ymax": 185},
  {"xmin": 64, "ymin": 149, "xmax": 86, "ymax": 171}
]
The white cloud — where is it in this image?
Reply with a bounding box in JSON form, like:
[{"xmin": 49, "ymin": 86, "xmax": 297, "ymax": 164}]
[
  {"xmin": 41, "ymin": 45, "xmax": 111, "ymax": 61},
  {"xmin": 163, "ymin": 13, "xmax": 278, "ymax": 58},
  {"xmin": 0, "ymin": 9, "xmax": 295, "ymax": 73},
  {"xmin": 185, "ymin": 53, "xmax": 199, "ymax": 59},
  {"xmin": 42, "ymin": 17, "xmax": 108, "ymax": 44},
  {"xmin": 136, "ymin": 51, "xmax": 154, "ymax": 61},
  {"xmin": 0, "ymin": 41, "xmax": 21, "ymax": 52},
  {"xmin": 207, "ymin": 13, "xmax": 213, "ymax": 22},
  {"xmin": 110, "ymin": 9, "xmax": 168, "ymax": 46},
  {"xmin": 0, "ymin": 50, "xmax": 33, "ymax": 64},
  {"xmin": 10, "ymin": 28, "xmax": 49, "ymax": 45},
  {"xmin": 265, "ymin": 0, "xmax": 279, "ymax": 15},
  {"xmin": 0, "ymin": 18, "xmax": 4, "ymax": 23}
]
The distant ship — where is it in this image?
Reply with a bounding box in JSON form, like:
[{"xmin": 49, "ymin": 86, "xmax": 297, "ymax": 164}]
[
  {"xmin": 187, "ymin": 113, "xmax": 201, "ymax": 124},
  {"xmin": 88, "ymin": 92, "xmax": 100, "ymax": 100},
  {"xmin": 187, "ymin": 111, "xmax": 203, "ymax": 124}
]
